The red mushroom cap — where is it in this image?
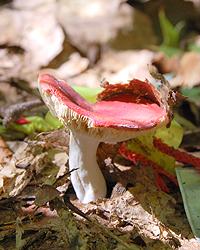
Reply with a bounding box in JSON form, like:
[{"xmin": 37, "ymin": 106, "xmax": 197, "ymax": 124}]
[{"xmin": 38, "ymin": 74, "xmax": 169, "ymax": 141}]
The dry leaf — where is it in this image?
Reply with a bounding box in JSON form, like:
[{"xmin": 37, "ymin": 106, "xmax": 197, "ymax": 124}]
[
  {"xmin": 98, "ymin": 49, "xmax": 155, "ymax": 83},
  {"xmin": 43, "ymin": 52, "xmax": 89, "ymax": 80},
  {"xmin": 0, "ymin": 0, "xmax": 64, "ymax": 79},
  {"xmin": 68, "ymin": 49, "xmax": 155, "ymax": 87},
  {"xmin": 0, "ymin": 130, "xmax": 69, "ymax": 200},
  {"xmin": 57, "ymin": 0, "xmax": 132, "ymax": 54},
  {"xmin": 35, "ymin": 185, "xmax": 60, "ymax": 206},
  {"xmin": 171, "ymin": 52, "xmax": 200, "ymax": 88},
  {"xmin": 0, "ymin": 136, "xmax": 12, "ymax": 164}
]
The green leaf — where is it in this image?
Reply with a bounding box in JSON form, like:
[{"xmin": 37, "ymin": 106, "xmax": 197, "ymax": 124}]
[
  {"xmin": 174, "ymin": 113, "xmax": 197, "ymax": 131},
  {"xmin": 155, "ymin": 119, "xmax": 183, "ymax": 148},
  {"xmin": 0, "ymin": 124, "xmax": 6, "ymax": 134},
  {"xmin": 127, "ymin": 132, "xmax": 176, "ymax": 175},
  {"xmin": 45, "ymin": 111, "xmax": 63, "ymax": 129},
  {"xmin": 16, "ymin": 217, "xmax": 26, "ymax": 250},
  {"xmin": 181, "ymin": 86, "xmax": 200, "ymax": 103},
  {"xmin": 176, "ymin": 167, "xmax": 200, "ymax": 239},
  {"xmin": 72, "ymin": 85, "xmax": 102, "ymax": 103},
  {"xmin": 159, "ymin": 45, "xmax": 182, "ymax": 57},
  {"xmin": 159, "ymin": 10, "xmax": 184, "ymax": 48},
  {"xmin": 127, "ymin": 120, "xmax": 184, "ymax": 175},
  {"xmin": 35, "ymin": 185, "xmax": 60, "ymax": 206},
  {"xmin": 0, "ymin": 85, "xmax": 101, "ymax": 136},
  {"xmin": 10, "ymin": 116, "xmax": 53, "ymax": 135},
  {"xmin": 188, "ymin": 44, "xmax": 200, "ymax": 53}
]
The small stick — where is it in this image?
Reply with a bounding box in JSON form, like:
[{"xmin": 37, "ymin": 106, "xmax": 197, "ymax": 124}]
[{"xmin": 0, "ymin": 99, "xmax": 43, "ymax": 127}]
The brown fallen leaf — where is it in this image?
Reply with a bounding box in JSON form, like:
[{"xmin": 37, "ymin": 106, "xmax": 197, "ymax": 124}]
[
  {"xmin": 57, "ymin": 0, "xmax": 132, "ymax": 59},
  {"xmin": 68, "ymin": 49, "xmax": 155, "ymax": 87},
  {"xmin": 0, "ymin": 130, "xmax": 69, "ymax": 200},
  {"xmin": 152, "ymin": 52, "xmax": 179, "ymax": 74},
  {"xmin": 0, "ymin": 1, "xmax": 64, "ymax": 81},
  {"xmin": 0, "ymin": 136, "xmax": 12, "ymax": 164},
  {"xmin": 98, "ymin": 49, "xmax": 155, "ymax": 83},
  {"xmin": 42, "ymin": 52, "xmax": 90, "ymax": 80},
  {"xmin": 35, "ymin": 185, "xmax": 60, "ymax": 207},
  {"xmin": 171, "ymin": 52, "xmax": 200, "ymax": 88}
]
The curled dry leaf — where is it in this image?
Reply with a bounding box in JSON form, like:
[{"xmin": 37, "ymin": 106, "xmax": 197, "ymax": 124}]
[
  {"xmin": 69, "ymin": 49, "xmax": 155, "ymax": 87},
  {"xmin": 98, "ymin": 50, "xmax": 155, "ymax": 83},
  {"xmin": 57, "ymin": 0, "xmax": 132, "ymax": 54},
  {"xmin": 171, "ymin": 52, "xmax": 200, "ymax": 88},
  {"xmin": 0, "ymin": 0, "xmax": 64, "ymax": 78},
  {"xmin": 44, "ymin": 52, "xmax": 90, "ymax": 80}
]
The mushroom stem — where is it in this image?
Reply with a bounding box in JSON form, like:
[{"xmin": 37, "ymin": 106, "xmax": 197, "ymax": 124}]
[{"xmin": 69, "ymin": 130, "xmax": 107, "ymax": 203}]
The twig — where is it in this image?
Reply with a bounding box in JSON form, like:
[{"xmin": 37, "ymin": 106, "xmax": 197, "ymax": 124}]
[
  {"xmin": 8, "ymin": 77, "xmax": 40, "ymax": 97},
  {"xmin": 0, "ymin": 99, "xmax": 44, "ymax": 126}
]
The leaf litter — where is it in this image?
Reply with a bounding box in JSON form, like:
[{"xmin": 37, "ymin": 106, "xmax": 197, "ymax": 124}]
[{"xmin": 1, "ymin": 0, "xmax": 200, "ymax": 249}]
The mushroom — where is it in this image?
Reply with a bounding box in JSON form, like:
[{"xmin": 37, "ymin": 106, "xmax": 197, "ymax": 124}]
[{"xmin": 38, "ymin": 74, "xmax": 169, "ymax": 203}]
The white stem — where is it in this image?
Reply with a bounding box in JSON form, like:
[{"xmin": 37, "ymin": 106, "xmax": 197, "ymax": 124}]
[{"xmin": 69, "ymin": 130, "xmax": 107, "ymax": 203}]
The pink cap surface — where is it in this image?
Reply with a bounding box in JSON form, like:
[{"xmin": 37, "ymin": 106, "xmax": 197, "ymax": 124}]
[{"xmin": 38, "ymin": 74, "xmax": 168, "ymax": 131}]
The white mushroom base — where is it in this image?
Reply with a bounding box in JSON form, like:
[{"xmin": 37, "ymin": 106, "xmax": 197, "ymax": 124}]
[{"xmin": 69, "ymin": 130, "xmax": 107, "ymax": 203}]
